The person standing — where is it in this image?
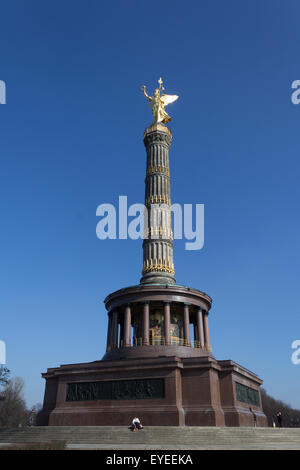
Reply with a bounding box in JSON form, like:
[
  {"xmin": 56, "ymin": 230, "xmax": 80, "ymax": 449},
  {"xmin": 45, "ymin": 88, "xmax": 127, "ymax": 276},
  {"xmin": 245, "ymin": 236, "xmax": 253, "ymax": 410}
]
[
  {"xmin": 249, "ymin": 407, "xmax": 257, "ymax": 427},
  {"xmin": 276, "ymin": 411, "xmax": 282, "ymax": 428}
]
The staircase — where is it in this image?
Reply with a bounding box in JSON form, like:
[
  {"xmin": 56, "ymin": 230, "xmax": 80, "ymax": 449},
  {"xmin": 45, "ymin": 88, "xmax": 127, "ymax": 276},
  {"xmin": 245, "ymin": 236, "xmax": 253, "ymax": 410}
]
[{"xmin": 0, "ymin": 426, "xmax": 300, "ymax": 449}]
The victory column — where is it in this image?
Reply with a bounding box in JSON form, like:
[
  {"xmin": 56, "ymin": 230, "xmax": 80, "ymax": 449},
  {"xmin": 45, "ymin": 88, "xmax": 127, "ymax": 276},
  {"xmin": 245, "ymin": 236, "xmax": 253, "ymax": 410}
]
[{"xmin": 38, "ymin": 79, "xmax": 267, "ymax": 427}]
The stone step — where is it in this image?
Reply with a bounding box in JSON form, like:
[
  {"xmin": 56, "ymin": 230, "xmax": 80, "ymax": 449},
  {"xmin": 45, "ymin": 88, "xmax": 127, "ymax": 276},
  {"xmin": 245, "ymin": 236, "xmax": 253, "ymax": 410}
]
[{"xmin": 0, "ymin": 426, "xmax": 300, "ymax": 448}]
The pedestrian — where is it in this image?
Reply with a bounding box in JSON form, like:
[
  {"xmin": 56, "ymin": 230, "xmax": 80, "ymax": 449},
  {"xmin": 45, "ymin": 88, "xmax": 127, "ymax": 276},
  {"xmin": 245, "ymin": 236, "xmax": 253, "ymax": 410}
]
[
  {"xmin": 249, "ymin": 407, "xmax": 257, "ymax": 427},
  {"xmin": 276, "ymin": 411, "xmax": 282, "ymax": 428},
  {"xmin": 131, "ymin": 417, "xmax": 143, "ymax": 431}
]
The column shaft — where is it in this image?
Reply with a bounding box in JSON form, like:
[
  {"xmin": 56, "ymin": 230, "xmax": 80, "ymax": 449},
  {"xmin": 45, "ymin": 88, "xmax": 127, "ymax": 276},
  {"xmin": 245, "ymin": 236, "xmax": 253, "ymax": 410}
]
[
  {"xmin": 106, "ymin": 312, "xmax": 112, "ymax": 351},
  {"xmin": 193, "ymin": 322, "xmax": 198, "ymax": 347},
  {"xmin": 196, "ymin": 308, "xmax": 205, "ymax": 349},
  {"xmin": 141, "ymin": 127, "xmax": 175, "ymax": 285},
  {"xmin": 119, "ymin": 322, "xmax": 124, "ymax": 348},
  {"xmin": 164, "ymin": 302, "xmax": 171, "ymax": 345},
  {"xmin": 124, "ymin": 305, "xmax": 131, "ymax": 347},
  {"xmin": 203, "ymin": 312, "xmax": 211, "ymax": 351},
  {"xmin": 142, "ymin": 302, "xmax": 150, "ymax": 345},
  {"xmin": 183, "ymin": 304, "xmax": 191, "ymax": 346},
  {"xmin": 112, "ymin": 311, "xmax": 119, "ymax": 349}
]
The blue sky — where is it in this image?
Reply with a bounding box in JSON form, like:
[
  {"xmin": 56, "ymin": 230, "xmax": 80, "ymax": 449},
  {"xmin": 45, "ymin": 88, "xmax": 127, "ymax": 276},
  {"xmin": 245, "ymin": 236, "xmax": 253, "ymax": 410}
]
[{"xmin": 1, "ymin": 0, "xmax": 300, "ymax": 410}]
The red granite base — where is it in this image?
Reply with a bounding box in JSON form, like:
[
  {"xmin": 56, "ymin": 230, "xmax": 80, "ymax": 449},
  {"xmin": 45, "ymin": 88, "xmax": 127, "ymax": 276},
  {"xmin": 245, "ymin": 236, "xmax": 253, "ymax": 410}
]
[{"xmin": 37, "ymin": 354, "xmax": 267, "ymax": 427}]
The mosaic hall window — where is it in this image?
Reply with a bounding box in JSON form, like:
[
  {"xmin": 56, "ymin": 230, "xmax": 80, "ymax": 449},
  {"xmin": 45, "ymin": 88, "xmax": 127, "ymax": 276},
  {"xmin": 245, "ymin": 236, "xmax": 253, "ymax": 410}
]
[
  {"xmin": 133, "ymin": 312, "xmax": 143, "ymax": 346},
  {"xmin": 148, "ymin": 305, "xmax": 184, "ymax": 345},
  {"xmin": 149, "ymin": 308, "xmax": 164, "ymax": 344},
  {"xmin": 170, "ymin": 309, "xmax": 184, "ymax": 345}
]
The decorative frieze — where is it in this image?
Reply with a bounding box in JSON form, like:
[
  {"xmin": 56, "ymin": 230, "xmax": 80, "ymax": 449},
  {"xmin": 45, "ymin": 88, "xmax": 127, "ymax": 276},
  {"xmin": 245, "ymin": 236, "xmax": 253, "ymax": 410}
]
[
  {"xmin": 145, "ymin": 195, "xmax": 171, "ymax": 206},
  {"xmin": 146, "ymin": 166, "xmax": 170, "ymax": 176},
  {"xmin": 144, "ymin": 227, "xmax": 173, "ymax": 240},
  {"xmin": 235, "ymin": 382, "xmax": 260, "ymax": 407},
  {"xmin": 66, "ymin": 378, "xmax": 165, "ymax": 401},
  {"xmin": 142, "ymin": 258, "xmax": 175, "ymax": 275}
]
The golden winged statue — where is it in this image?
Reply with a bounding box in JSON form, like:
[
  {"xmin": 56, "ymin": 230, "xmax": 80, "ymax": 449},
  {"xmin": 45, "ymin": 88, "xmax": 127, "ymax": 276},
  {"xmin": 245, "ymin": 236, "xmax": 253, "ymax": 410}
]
[{"xmin": 141, "ymin": 77, "xmax": 178, "ymax": 125}]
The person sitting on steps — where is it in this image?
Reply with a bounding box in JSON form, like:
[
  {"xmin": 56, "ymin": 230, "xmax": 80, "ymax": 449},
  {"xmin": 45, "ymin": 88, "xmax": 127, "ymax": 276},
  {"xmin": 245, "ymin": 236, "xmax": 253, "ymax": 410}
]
[{"xmin": 131, "ymin": 417, "xmax": 143, "ymax": 431}]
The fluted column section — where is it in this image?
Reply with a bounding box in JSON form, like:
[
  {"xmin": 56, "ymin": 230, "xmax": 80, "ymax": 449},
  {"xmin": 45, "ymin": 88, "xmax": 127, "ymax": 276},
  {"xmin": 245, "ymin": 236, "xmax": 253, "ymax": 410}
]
[{"xmin": 141, "ymin": 124, "xmax": 175, "ymax": 285}]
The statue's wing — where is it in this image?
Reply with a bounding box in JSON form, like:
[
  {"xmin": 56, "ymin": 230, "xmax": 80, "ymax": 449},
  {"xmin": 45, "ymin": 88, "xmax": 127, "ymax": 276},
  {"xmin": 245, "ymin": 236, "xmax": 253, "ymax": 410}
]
[{"xmin": 160, "ymin": 94, "xmax": 179, "ymax": 106}]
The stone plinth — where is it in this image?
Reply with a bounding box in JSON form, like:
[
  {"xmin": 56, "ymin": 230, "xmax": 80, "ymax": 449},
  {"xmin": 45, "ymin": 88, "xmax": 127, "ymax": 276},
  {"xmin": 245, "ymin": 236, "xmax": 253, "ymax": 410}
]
[{"xmin": 37, "ymin": 355, "xmax": 267, "ymax": 427}]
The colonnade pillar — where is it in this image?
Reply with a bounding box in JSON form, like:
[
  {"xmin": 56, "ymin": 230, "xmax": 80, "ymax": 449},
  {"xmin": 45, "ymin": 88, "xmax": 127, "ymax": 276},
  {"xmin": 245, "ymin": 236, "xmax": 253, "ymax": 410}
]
[
  {"xmin": 112, "ymin": 311, "xmax": 119, "ymax": 349},
  {"xmin": 124, "ymin": 304, "xmax": 131, "ymax": 347},
  {"xmin": 203, "ymin": 311, "xmax": 211, "ymax": 351},
  {"xmin": 142, "ymin": 302, "xmax": 150, "ymax": 345},
  {"xmin": 183, "ymin": 303, "xmax": 191, "ymax": 346},
  {"xmin": 164, "ymin": 302, "xmax": 171, "ymax": 345},
  {"xmin": 196, "ymin": 307, "xmax": 205, "ymax": 349},
  {"xmin": 106, "ymin": 302, "xmax": 211, "ymax": 351},
  {"xmin": 106, "ymin": 312, "xmax": 113, "ymax": 351}
]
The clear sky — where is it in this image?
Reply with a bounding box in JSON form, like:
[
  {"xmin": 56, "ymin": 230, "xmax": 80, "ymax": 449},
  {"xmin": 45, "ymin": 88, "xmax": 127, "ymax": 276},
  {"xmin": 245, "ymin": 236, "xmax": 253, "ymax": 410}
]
[{"xmin": 1, "ymin": 0, "xmax": 300, "ymax": 410}]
